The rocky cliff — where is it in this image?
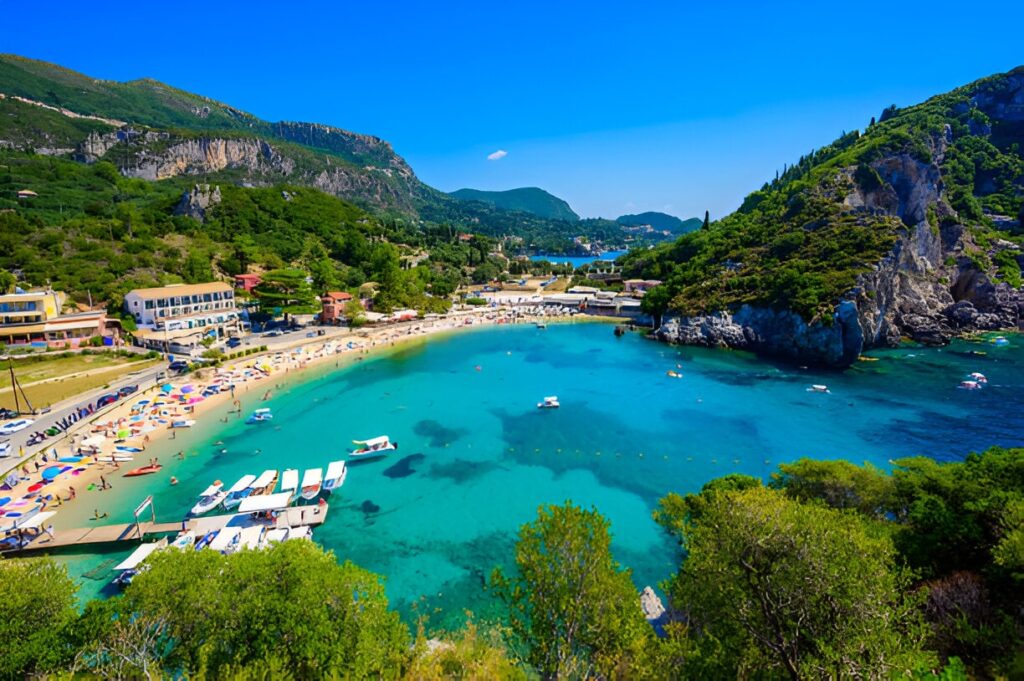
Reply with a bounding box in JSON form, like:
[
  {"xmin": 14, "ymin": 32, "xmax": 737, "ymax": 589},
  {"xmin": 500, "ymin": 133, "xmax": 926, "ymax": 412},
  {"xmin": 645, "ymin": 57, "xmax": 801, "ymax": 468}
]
[{"xmin": 647, "ymin": 67, "xmax": 1024, "ymax": 367}]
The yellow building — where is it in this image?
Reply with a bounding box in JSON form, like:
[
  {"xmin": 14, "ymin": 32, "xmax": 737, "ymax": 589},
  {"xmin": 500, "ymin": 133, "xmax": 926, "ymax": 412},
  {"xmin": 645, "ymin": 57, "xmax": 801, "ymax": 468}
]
[{"xmin": 0, "ymin": 289, "xmax": 112, "ymax": 347}]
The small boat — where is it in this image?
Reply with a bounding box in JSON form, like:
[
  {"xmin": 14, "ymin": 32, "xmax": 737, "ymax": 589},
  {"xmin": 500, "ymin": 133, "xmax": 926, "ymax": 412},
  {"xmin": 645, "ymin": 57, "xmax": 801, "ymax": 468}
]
[
  {"xmin": 115, "ymin": 445, "xmax": 144, "ymax": 453},
  {"xmin": 123, "ymin": 464, "xmax": 162, "ymax": 478},
  {"xmin": 857, "ymin": 356, "xmax": 879, "ymax": 362},
  {"xmin": 251, "ymin": 469, "xmax": 278, "ymax": 496},
  {"xmin": 666, "ymin": 371, "xmax": 682, "ymax": 379},
  {"xmin": 351, "ymin": 435, "xmax": 398, "ymax": 457},
  {"xmin": 969, "ymin": 372, "xmax": 988, "ymax": 384},
  {"xmin": 170, "ymin": 420, "xmax": 195, "ymax": 429},
  {"xmin": 112, "ymin": 538, "xmax": 168, "ymax": 588},
  {"xmin": 207, "ymin": 526, "xmax": 241, "ymax": 554},
  {"xmin": 194, "ymin": 530, "xmax": 218, "ymax": 551},
  {"xmin": 245, "ymin": 408, "xmax": 273, "ymax": 425},
  {"xmin": 991, "ymin": 336, "xmax": 1010, "ymax": 346},
  {"xmin": 536, "ymin": 321, "xmax": 547, "ymax": 329},
  {"xmin": 323, "ymin": 460, "xmax": 347, "ymax": 493},
  {"xmin": 807, "ymin": 385, "xmax": 830, "ymax": 393},
  {"xmin": 537, "ymin": 396, "xmax": 560, "ymax": 409},
  {"xmin": 223, "ymin": 474, "xmax": 258, "ymax": 509},
  {"xmin": 189, "ymin": 481, "xmax": 226, "ymax": 516},
  {"xmin": 300, "ymin": 467, "xmax": 323, "ymax": 501},
  {"xmin": 280, "ymin": 468, "xmax": 299, "ymax": 500},
  {"xmin": 170, "ymin": 530, "xmax": 196, "ymax": 550},
  {"xmin": 237, "ymin": 525, "xmax": 265, "ymax": 551},
  {"xmin": 958, "ymin": 380, "xmax": 982, "ymax": 390}
]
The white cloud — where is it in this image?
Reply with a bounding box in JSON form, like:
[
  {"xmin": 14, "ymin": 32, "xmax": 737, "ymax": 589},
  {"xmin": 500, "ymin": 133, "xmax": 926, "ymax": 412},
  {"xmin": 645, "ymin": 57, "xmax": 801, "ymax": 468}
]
[{"xmin": 487, "ymin": 149, "xmax": 508, "ymax": 161}]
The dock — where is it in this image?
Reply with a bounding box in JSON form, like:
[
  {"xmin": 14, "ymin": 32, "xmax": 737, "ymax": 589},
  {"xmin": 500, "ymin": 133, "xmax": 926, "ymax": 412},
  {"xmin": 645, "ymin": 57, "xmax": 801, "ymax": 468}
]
[{"xmin": 2, "ymin": 503, "xmax": 330, "ymax": 554}]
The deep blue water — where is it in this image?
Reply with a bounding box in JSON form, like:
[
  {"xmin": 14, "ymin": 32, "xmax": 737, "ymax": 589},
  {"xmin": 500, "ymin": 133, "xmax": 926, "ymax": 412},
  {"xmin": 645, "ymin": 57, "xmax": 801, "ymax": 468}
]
[
  {"xmin": 56, "ymin": 323, "xmax": 1024, "ymax": 629},
  {"xmin": 529, "ymin": 250, "xmax": 627, "ymax": 267}
]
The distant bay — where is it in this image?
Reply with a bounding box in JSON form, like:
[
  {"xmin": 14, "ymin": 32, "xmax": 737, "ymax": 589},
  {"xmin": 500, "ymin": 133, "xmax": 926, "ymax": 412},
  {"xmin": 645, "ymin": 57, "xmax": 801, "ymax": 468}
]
[{"xmin": 529, "ymin": 250, "xmax": 627, "ymax": 268}]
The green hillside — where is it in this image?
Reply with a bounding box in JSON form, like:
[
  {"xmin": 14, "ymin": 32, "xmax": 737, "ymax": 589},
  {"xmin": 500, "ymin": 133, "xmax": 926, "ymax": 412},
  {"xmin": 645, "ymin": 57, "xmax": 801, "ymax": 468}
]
[
  {"xmin": 625, "ymin": 66, "xmax": 1024, "ymax": 322},
  {"xmin": 450, "ymin": 187, "xmax": 580, "ymax": 221},
  {"xmin": 616, "ymin": 211, "xmax": 701, "ymax": 233}
]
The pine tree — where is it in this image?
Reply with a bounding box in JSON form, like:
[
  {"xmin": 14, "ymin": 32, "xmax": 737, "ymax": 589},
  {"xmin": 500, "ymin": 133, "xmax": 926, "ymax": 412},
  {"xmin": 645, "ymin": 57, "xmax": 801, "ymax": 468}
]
[{"xmin": 702, "ymin": 210, "xmax": 710, "ymax": 231}]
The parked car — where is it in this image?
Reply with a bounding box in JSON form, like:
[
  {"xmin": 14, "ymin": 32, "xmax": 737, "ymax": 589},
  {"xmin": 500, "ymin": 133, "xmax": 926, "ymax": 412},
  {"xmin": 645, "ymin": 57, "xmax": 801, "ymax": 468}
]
[
  {"xmin": 0, "ymin": 407, "xmax": 18, "ymax": 420},
  {"xmin": 0, "ymin": 418, "xmax": 34, "ymax": 436},
  {"xmin": 226, "ymin": 337, "xmax": 243, "ymax": 348},
  {"xmin": 168, "ymin": 360, "xmax": 190, "ymax": 373},
  {"xmin": 0, "ymin": 440, "xmax": 11, "ymax": 457},
  {"xmin": 264, "ymin": 330, "xmax": 282, "ymax": 338}
]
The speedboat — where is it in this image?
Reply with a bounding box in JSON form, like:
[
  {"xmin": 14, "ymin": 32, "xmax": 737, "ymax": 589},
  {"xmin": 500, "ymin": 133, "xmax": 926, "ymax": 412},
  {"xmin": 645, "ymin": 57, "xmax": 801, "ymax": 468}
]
[
  {"xmin": 300, "ymin": 467, "xmax": 323, "ymax": 501},
  {"xmin": 251, "ymin": 469, "xmax": 278, "ymax": 495},
  {"xmin": 223, "ymin": 474, "xmax": 258, "ymax": 509},
  {"xmin": 666, "ymin": 371, "xmax": 682, "ymax": 379},
  {"xmin": 992, "ymin": 335, "xmax": 1010, "ymax": 346},
  {"xmin": 280, "ymin": 468, "xmax": 299, "ymax": 500},
  {"xmin": 323, "ymin": 460, "xmax": 347, "ymax": 493},
  {"xmin": 969, "ymin": 372, "xmax": 988, "ymax": 384},
  {"xmin": 537, "ymin": 396, "xmax": 560, "ymax": 409},
  {"xmin": 207, "ymin": 526, "xmax": 241, "ymax": 554},
  {"xmin": 111, "ymin": 538, "xmax": 168, "ymax": 588},
  {"xmin": 123, "ymin": 464, "xmax": 162, "ymax": 477},
  {"xmin": 170, "ymin": 530, "xmax": 196, "ymax": 550},
  {"xmin": 536, "ymin": 321, "xmax": 547, "ymax": 329},
  {"xmin": 807, "ymin": 384, "xmax": 830, "ymax": 393},
  {"xmin": 189, "ymin": 481, "xmax": 226, "ymax": 516},
  {"xmin": 958, "ymin": 380, "xmax": 982, "ymax": 390},
  {"xmin": 351, "ymin": 436, "xmax": 398, "ymax": 457},
  {"xmin": 245, "ymin": 408, "xmax": 273, "ymax": 424}
]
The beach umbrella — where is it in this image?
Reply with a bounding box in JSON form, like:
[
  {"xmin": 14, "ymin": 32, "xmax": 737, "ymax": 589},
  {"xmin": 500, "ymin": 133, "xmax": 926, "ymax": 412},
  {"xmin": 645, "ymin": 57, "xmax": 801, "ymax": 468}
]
[
  {"xmin": 117, "ymin": 428, "xmax": 131, "ymax": 439},
  {"xmin": 41, "ymin": 466, "xmax": 62, "ymax": 481},
  {"xmin": 161, "ymin": 384, "xmax": 174, "ymax": 393},
  {"xmin": 181, "ymin": 385, "xmax": 194, "ymax": 393}
]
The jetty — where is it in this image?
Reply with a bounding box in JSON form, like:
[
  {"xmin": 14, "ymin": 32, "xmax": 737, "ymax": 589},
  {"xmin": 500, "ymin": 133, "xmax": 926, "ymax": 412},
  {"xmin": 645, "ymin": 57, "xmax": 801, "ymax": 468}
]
[{"xmin": 2, "ymin": 503, "xmax": 330, "ymax": 554}]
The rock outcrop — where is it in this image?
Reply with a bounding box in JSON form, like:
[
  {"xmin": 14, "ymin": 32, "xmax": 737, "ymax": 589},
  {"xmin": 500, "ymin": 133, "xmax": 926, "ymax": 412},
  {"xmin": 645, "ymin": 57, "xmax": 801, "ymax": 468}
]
[{"xmin": 175, "ymin": 183, "xmax": 222, "ymax": 222}]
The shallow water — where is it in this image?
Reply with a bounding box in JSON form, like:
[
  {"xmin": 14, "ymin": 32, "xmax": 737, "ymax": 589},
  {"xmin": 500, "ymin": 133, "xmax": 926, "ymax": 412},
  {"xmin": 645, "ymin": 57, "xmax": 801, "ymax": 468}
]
[
  {"xmin": 52, "ymin": 324, "xmax": 1024, "ymax": 629},
  {"xmin": 528, "ymin": 250, "xmax": 627, "ymax": 267}
]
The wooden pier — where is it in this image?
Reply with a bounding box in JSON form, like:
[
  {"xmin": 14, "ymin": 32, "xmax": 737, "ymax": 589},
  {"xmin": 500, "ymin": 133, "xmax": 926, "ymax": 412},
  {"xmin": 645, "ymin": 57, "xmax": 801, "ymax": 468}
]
[{"xmin": 3, "ymin": 503, "xmax": 330, "ymax": 554}]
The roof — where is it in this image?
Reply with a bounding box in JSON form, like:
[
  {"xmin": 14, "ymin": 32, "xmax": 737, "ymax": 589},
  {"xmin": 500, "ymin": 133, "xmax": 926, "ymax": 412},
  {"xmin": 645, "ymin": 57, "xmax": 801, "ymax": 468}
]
[
  {"xmin": 238, "ymin": 492, "xmax": 293, "ymax": 513},
  {"xmin": 226, "ymin": 474, "xmax": 257, "ymax": 493},
  {"xmin": 234, "ymin": 274, "xmax": 261, "ymax": 280},
  {"xmin": 126, "ymin": 282, "xmax": 233, "ymax": 300},
  {"xmin": 323, "ymin": 291, "xmax": 352, "ymax": 301},
  {"xmin": 115, "ymin": 541, "xmax": 164, "ymax": 570},
  {"xmin": 252, "ymin": 469, "xmax": 277, "ymax": 488},
  {"xmin": 16, "ymin": 189, "xmax": 38, "ymax": 197},
  {"xmin": 15, "ymin": 510, "xmax": 56, "ymax": 530}
]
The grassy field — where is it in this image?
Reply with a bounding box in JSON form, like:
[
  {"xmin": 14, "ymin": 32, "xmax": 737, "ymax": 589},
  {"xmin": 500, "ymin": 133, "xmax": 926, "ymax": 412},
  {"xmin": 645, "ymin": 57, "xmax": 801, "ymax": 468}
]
[{"xmin": 0, "ymin": 354, "xmax": 160, "ymax": 410}]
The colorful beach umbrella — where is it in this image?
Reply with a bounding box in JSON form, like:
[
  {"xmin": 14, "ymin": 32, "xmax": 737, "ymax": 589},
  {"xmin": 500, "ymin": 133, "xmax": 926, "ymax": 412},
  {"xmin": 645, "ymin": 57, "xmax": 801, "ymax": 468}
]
[
  {"xmin": 41, "ymin": 466, "xmax": 62, "ymax": 481},
  {"xmin": 161, "ymin": 384, "xmax": 174, "ymax": 393},
  {"xmin": 181, "ymin": 385, "xmax": 194, "ymax": 393}
]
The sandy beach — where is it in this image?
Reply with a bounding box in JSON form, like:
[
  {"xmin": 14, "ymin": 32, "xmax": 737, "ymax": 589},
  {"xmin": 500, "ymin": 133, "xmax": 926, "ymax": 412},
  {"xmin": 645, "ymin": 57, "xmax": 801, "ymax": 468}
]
[{"xmin": 1, "ymin": 305, "xmax": 593, "ymax": 546}]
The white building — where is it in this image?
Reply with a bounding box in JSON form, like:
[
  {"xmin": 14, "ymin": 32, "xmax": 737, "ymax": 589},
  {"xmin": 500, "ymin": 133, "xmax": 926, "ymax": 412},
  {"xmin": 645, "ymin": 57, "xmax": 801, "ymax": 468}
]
[{"xmin": 124, "ymin": 282, "xmax": 240, "ymax": 351}]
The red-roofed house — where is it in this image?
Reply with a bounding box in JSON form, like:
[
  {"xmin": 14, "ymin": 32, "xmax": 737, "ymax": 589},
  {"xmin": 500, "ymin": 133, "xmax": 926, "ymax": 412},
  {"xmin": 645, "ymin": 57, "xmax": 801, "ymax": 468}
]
[
  {"xmin": 234, "ymin": 273, "xmax": 262, "ymax": 292},
  {"xmin": 320, "ymin": 291, "xmax": 354, "ymax": 324}
]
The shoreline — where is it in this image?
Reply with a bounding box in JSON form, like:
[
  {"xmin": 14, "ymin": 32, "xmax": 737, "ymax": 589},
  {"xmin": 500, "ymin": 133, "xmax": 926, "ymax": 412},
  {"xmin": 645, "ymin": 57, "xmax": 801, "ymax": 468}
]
[{"xmin": 3, "ymin": 308, "xmax": 606, "ymax": 543}]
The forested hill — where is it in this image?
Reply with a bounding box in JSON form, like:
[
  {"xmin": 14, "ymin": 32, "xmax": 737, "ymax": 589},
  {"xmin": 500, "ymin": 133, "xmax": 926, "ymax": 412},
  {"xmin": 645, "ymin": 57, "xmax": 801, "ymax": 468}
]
[
  {"xmin": 616, "ymin": 211, "xmax": 701, "ymax": 233},
  {"xmin": 625, "ymin": 65, "xmax": 1024, "ymax": 364},
  {"xmin": 0, "ymin": 54, "xmax": 620, "ymax": 246},
  {"xmin": 450, "ymin": 187, "xmax": 580, "ymax": 221}
]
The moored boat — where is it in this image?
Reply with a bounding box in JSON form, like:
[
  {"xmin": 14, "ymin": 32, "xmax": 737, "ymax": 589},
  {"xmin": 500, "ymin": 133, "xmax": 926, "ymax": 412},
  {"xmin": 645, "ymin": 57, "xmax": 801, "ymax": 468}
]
[
  {"xmin": 189, "ymin": 481, "xmax": 226, "ymax": 516},
  {"xmin": 251, "ymin": 469, "xmax": 278, "ymax": 496},
  {"xmin": 300, "ymin": 467, "xmax": 323, "ymax": 500},
  {"xmin": 807, "ymin": 384, "xmax": 830, "ymax": 393},
  {"xmin": 351, "ymin": 436, "xmax": 398, "ymax": 457},
  {"xmin": 123, "ymin": 464, "xmax": 162, "ymax": 477},
  {"xmin": 170, "ymin": 530, "xmax": 196, "ymax": 550},
  {"xmin": 245, "ymin": 408, "xmax": 273, "ymax": 424},
  {"xmin": 537, "ymin": 395, "xmax": 560, "ymax": 409},
  {"xmin": 112, "ymin": 538, "xmax": 168, "ymax": 588},
  {"xmin": 223, "ymin": 474, "xmax": 258, "ymax": 509},
  {"xmin": 969, "ymin": 372, "xmax": 988, "ymax": 384},
  {"xmin": 280, "ymin": 468, "xmax": 299, "ymax": 500},
  {"xmin": 959, "ymin": 380, "xmax": 982, "ymax": 390},
  {"xmin": 324, "ymin": 460, "xmax": 347, "ymax": 493},
  {"xmin": 170, "ymin": 419, "xmax": 196, "ymax": 429}
]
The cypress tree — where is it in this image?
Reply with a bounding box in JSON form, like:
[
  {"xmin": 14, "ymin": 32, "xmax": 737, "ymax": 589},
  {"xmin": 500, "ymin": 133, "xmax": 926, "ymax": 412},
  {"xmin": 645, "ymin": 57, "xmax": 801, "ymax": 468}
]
[{"xmin": 702, "ymin": 210, "xmax": 710, "ymax": 231}]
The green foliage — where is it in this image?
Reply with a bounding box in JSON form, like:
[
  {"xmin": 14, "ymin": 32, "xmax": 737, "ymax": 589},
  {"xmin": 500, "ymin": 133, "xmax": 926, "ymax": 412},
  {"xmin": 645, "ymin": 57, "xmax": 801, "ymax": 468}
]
[
  {"xmin": 464, "ymin": 297, "xmax": 488, "ymax": 306},
  {"xmin": 253, "ymin": 268, "xmax": 317, "ymax": 316},
  {"xmin": 770, "ymin": 457, "xmax": 895, "ymax": 518},
  {"xmin": 617, "ymin": 212, "xmax": 702, "ymax": 234},
  {"xmin": 0, "ymin": 557, "xmax": 79, "ymax": 677},
  {"xmin": 79, "ymin": 540, "xmax": 409, "ymax": 678},
  {"xmin": 661, "ymin": 486, "xmax": 933, "ymax": 678},
  {"xmin": 492, "ymin": 502, "xmax": 650, "ymax": 679},
  {"xmin": 450, "ymin": 187, "xmax": 580, "ymax": 222},
  {"xmin": 993, "ymin": 249, "xmax": 1022, "ymax": 288},
  {"xmin": 409, "ymin": 618, "xmax": 527, "ymax": 680}
]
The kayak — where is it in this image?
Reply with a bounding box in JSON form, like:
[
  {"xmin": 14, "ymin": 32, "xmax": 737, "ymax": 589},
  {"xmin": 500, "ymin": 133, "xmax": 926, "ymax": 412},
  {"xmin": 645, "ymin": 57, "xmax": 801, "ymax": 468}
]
[{"xmin": 123, "ymin": 464, "xmax": 162, "ymax": 478}]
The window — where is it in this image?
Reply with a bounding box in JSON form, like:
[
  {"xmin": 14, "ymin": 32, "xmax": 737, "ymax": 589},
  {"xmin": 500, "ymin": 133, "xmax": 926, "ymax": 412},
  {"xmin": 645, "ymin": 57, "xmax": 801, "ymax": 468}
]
[
  {"xmin": 144, "ymin": 300, "xmax": 154, "ymax": 310},
  {"xmin": 203, "ymin": 293, "xmax": 212, "ymax": 302}
]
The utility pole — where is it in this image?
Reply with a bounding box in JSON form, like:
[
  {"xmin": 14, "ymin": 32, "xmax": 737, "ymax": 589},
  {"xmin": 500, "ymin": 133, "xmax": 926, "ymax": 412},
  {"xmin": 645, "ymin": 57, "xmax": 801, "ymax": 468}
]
[{"xmin": 8, "ymin": 357, "xmax": 19, "ymax": 415}]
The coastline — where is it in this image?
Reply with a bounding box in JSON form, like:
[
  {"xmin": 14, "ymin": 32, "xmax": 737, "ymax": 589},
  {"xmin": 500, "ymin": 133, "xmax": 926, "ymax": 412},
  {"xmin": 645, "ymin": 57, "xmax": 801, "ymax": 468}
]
[{"xmin": 3, "ymin": 307, "xmax": 608, "ymax": 540}]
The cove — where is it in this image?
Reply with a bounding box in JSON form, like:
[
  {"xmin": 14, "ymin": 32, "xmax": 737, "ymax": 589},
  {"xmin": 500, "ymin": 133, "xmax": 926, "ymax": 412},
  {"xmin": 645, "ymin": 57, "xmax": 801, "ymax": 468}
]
[{"xmin": 53, "ymin": 323, "xmax": 1024, "ymax": 630}]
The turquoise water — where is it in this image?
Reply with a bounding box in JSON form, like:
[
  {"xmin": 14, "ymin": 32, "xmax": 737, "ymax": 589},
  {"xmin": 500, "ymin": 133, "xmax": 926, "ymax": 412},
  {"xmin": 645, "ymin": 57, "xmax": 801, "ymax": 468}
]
[
  {"xmin": 52, "ymin": 323, "xmax": 1024, "ymax": 629},
  {"xmin": 529, "ymin": 250, "xmax": 627, "ymax": 267}
]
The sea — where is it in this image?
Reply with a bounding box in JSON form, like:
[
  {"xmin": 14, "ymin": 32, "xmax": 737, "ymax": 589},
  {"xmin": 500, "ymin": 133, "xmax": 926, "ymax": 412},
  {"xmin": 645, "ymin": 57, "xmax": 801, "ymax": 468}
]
[
  {"xmin": 48, "ymin": 322, "xmax": 1024, "ymax": 630},
  {"xmin": 528, "ymin": 250, "xmax": 627, "ymax": 268}
]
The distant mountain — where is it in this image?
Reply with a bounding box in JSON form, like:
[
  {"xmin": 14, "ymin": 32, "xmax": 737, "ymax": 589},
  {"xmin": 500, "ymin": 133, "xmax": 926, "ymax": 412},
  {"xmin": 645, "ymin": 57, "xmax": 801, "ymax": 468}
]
[
  {"xmin": 450, "ymin": 187, "xmax": 580, "ymax": 222},
  {"xmin": 616, "ymin": 212, "xmax": 701, "ymax": 233}
]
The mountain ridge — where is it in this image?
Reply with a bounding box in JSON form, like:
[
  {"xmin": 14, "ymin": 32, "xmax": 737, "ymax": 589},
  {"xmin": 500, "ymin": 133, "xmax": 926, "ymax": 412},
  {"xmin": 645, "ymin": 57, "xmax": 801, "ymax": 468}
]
[
  {"xmin": 616, "ymin": 212, "xmax": 701, "ymax": 233},
  {"xmin": 449, "ymin": 187, "xmax": 580, "ymax": 222}
]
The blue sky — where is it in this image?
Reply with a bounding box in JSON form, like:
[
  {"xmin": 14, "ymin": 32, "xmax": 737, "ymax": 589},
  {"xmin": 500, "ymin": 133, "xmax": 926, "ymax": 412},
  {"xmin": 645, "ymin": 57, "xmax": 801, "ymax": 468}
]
[{"xmin": 3, "ymin": 1, "xmax": 1023, "ymax": 219}]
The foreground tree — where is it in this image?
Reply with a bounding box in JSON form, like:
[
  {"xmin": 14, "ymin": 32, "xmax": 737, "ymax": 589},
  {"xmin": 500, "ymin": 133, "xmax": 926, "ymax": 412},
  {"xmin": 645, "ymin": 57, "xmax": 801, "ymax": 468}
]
[
  {"xmin": 492, "ymin": 502, "xmax": 650, "ymax": 679},
  {"xmin": 79, "ymin": 540, "xmax": 409, "ymax": 678},
  {"xmin": 659, "ymin": 486, "xmax": 934, "ymax": 679},
  {"xmin": 0, "ymin": 557, "xmax": 78, "ymax": 677},
  {"xmin": 253, "ymin": 268, "xmax": 317, "ymax": 318}
]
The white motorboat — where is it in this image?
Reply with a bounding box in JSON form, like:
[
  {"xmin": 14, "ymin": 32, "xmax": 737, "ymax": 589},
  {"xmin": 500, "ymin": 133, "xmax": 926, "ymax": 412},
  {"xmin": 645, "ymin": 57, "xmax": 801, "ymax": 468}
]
[
  {"xmin": 207, "ymin": 526, "xmax": 241, "ymax": 554},
  {"xmin": 280, "ymin": 468, "xmax": 299, "ymax": 499},
  {"xmin": 351, "ymin": 435, "xmax": 398, "ymax": 457},
  {"xmin": 807, "ymin": 384, "xmax": 830, "ymax": 393},
  {"xmin": 189, "ymin": 481, "xmax": 226, "ymax": 516},
  {"xmin": 323, "ymin": 460, "xmax": 347, "ymax": 493},
  {"xmin": 958, "ymin": 380, "xmax": 982, "ymax": 390},
  {"xmin": 245, "ymin": 408, "xmax": 273, "ymax": 424},
  {"xmin": 537, "ymin": 395, "xmax": 560, "ymax": 409},
  {"xmin": 300, "ymin": 467, "xmax": 323, "ymax": 501},
  {"xmin": 968, "ymin": 372, "xmax": 988, "ymax": 384},
  {"xmin": 237, "ymin": 525, "xmax": 265, "ymax": 551},
  {"xmin": 251, "ymin": 469, "xmax": 278, "ymax": 496},
  {"xmin": 111, "ymin": 538, "xmax": 168, "ymax": 588},
  {"xmin": 170, "ymin": 530, "xmax": 196, "ymax": 550},
  {"xmin": 223, "ymin": 474, "xmax": 258, "ymax": 510}
]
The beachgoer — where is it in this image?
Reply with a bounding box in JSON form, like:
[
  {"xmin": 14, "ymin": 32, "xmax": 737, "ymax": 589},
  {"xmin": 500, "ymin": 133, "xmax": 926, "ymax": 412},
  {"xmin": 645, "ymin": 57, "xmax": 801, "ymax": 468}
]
[
  {"xmin": 170, "ymin": 477, "xmax": 178, "ymax": 485},
  {"xmin": 68, "ymin": 486, "xmax": 76, "ymax": 500},
  {"xmin": 44, "ymin": 524, "xmax": 54, "ymax": 539},
  {"xmin": 100, "ymin": 475, "xmax": 109, "ymax": 490}
]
